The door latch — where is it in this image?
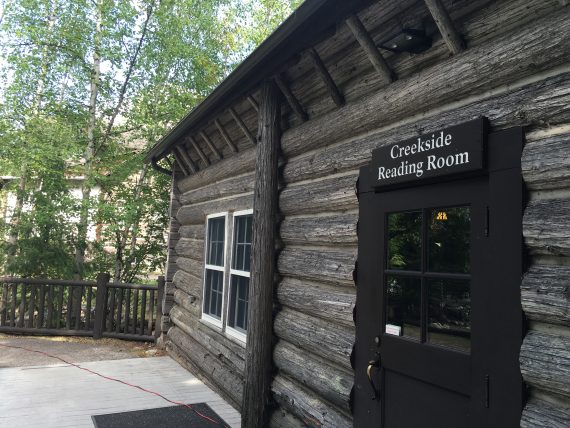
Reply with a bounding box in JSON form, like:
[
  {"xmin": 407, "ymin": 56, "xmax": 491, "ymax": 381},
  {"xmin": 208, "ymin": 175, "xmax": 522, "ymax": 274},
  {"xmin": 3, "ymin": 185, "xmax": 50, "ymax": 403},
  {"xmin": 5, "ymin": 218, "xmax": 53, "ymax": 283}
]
[{"xmin": 367, "ymin": 358, "xmax": 381, "ymax": 400}]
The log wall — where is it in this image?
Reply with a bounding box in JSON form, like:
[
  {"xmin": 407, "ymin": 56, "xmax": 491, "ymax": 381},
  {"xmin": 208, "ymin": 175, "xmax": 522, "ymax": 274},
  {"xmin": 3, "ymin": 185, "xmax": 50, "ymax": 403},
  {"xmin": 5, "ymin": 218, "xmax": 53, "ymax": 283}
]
[
  {"xmin": 161, "ymin": 0, "xmax": 570, "ymax": 425},
  {"xmin": 166, "ymin": 156, "xmax": 255, "ymax": 407}
]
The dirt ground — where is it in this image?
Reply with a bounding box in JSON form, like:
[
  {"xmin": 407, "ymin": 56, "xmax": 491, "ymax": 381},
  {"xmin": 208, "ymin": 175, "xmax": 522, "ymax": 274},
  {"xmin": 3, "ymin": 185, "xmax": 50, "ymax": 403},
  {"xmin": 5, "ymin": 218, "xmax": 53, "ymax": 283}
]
[{"xmin": 0, "ymin": 333, "xmax": 166, "ymax": 368}]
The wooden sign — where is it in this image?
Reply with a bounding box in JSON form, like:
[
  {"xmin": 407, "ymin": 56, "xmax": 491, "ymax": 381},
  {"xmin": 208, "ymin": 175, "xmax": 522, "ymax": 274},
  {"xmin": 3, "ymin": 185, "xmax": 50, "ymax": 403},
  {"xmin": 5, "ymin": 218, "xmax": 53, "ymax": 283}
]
[{"xmin": 370, "ymin": 118, "xmax": 487, "ymax": 187}]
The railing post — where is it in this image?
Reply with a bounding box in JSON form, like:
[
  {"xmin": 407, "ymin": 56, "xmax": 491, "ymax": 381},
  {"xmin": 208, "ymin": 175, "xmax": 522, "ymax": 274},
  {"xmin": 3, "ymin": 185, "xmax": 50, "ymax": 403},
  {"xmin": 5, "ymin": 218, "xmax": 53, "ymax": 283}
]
[
  {"xmin": 155, "ymin": 276, "xmax": 165, "ymax": 341},
  {"xmin": 93, "ymin": 273, "xmax": 110, "ymax": 339}
]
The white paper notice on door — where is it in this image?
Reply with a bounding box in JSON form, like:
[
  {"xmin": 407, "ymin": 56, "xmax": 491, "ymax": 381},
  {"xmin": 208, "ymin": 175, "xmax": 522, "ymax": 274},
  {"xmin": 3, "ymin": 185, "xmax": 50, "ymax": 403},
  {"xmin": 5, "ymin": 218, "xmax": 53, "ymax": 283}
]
[{"xmin": 385, "ymin": 324, "xmax": 402, "ymax": 336}]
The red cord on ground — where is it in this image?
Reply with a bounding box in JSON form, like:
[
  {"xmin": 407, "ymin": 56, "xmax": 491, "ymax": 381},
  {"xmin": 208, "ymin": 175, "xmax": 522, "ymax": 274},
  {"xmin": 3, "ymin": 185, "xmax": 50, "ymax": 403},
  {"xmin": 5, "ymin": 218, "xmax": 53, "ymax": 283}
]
[{"xmin": 0, "ymin": 343, "xmax": 230, "ymax": 427}]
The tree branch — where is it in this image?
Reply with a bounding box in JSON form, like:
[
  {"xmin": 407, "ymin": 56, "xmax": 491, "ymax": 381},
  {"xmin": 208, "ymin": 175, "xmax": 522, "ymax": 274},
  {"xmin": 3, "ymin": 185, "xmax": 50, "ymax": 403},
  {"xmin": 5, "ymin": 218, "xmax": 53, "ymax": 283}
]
[{"xmin": 100, "ymin": 1, "xmax": 155, "ymax": 149}]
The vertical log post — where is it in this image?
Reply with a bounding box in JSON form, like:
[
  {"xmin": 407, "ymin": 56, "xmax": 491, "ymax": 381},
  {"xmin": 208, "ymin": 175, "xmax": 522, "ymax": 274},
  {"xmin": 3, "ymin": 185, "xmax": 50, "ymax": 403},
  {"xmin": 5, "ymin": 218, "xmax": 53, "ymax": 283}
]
[
  {"xmin": 155, "ymin": 276, "xmax": 165, "ymax": 341},
  {"xmin": 93, "ymin": 272, "xmax": 110, "ymax": 339},
  {"xmin": 242, "ymin": 80, "xmax": 280, "ymax": 427}
]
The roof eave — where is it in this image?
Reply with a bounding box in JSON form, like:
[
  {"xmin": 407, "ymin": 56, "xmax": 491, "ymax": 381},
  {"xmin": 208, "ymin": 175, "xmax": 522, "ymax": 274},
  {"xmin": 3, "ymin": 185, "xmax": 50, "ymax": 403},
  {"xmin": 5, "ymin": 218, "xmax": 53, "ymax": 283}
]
[{"xmin": 144, "ymin": 0, "xmax": 374, "ymax": 163}]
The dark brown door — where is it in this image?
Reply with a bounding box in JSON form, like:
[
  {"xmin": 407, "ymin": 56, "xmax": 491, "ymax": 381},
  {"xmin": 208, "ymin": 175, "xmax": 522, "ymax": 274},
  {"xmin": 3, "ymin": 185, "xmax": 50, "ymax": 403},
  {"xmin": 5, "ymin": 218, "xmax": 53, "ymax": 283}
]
[{"xmin": 354, "ymin": 128, "xmax": 523, "ymax": 427}]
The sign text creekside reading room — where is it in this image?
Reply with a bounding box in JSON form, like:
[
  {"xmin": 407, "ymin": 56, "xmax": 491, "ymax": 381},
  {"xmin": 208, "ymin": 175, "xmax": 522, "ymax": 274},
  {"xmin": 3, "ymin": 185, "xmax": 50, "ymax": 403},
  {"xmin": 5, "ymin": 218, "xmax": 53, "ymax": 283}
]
[{"xmin": 370, "ymin": 117, "xmax": 487, "ymax": 187}]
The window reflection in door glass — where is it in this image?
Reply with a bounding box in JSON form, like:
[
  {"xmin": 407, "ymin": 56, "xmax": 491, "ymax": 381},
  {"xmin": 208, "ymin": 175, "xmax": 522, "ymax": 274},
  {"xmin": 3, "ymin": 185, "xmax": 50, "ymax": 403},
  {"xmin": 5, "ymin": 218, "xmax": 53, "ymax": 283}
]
[
  {"xmin": 428, "ymin": 279, "xmax": 471, "ymax": 351},
  {"xmin": 387, "ymin": 211, "xmax": 422, "ymax": 271},
  {"xmin": 428, "ymin": 207, "xmax": 470, "ymax": 273},
  {"xmin": 386, "ymin": 276, "xmax": 421, "ymax": 340}
]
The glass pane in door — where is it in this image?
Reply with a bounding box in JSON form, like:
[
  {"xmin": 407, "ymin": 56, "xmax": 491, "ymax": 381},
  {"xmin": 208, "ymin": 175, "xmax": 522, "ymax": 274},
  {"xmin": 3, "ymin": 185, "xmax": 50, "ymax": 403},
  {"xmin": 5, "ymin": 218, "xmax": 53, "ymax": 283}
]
[
  {"xmin": 387, "ymin": 211, "xmax": 422, "ymax": 271},
  {"xmin": 428, "ymin": 278, "xmax": 471, "ymax": 351},
  {"xmin": 428, "ymin": 207, "xmax": 471, "ymax": 274},
  {"xmin": 385, "ymin": 276, "xmax": 421, "ymax": 340}
]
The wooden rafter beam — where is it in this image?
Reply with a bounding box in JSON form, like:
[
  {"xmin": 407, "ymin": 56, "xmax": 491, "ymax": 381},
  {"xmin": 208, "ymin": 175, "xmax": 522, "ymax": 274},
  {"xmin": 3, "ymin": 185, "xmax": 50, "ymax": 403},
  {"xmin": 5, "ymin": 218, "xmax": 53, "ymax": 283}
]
[
  {"xmin": 247, "ymin": 95, "xmax": 259, "ymax": 112},
  {"xmin": 214, "ymin": 119, "xmax": 238, "ymax": 153},
  {"xmin": 172, "ymin": 149, "xmax": 190, "ymax": 176},
  {"xmin": 307, "ymin": 47, "xmax": 344, "ymax": 108},
  {"xmin": 188, "ymin": 136, "xmax": 210, "ymax": 166},
  {"xmin": 175, "ymin": 146, "xmax": 197, "ymax": 174},
  {"xmin": 424, "ymin": 0, "xmax": 464, "ymax": 55},
  {"xmin": 199, "ymin": 130, "xmax": 222, "ymax": 160},
  {"xmin": 229, "ymin": 107, "xmax": 256, "ymax": 145},
  {"xmin": 346, "ymin": 14, "xmax": 394, "ymax": 84},
  {"xmin": 275, "ymin": 73, "xmax": 308, "ymax": 122}
]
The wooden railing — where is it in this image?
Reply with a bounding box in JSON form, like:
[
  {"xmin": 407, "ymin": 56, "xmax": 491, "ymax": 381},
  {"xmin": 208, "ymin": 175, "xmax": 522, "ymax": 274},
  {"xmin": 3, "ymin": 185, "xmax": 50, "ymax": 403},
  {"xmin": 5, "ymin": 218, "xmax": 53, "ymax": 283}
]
[{"xmin": 0, "ymin": 273, "xmax": 164, "ymax": 342}]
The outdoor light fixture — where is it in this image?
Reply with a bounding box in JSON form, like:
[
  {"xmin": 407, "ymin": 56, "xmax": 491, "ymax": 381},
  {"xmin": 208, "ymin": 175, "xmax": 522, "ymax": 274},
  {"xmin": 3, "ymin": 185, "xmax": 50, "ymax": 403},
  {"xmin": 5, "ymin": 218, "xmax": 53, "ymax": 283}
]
[
  {"xmin": 378, "ymin": 29, "xmax": 432, "ymax": 54},
  {"xmin": 436, "ymin": 211, "xmax": 448, "ymax": 221}
]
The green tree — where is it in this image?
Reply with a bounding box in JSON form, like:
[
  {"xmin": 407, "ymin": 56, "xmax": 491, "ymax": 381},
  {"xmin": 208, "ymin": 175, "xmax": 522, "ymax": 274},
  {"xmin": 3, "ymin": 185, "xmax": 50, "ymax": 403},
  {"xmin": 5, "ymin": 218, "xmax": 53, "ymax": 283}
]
[{"xmin": 0, "ymin": 0, "xmax": 303, "ymax": 281}]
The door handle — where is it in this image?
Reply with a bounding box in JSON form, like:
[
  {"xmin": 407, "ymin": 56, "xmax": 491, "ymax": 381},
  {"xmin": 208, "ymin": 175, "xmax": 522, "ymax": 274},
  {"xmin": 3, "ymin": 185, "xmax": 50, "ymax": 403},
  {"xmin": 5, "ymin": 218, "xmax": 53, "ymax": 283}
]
[{"xmin": 367, "ymin": 358, "xmax": 381, "ymax": 400}]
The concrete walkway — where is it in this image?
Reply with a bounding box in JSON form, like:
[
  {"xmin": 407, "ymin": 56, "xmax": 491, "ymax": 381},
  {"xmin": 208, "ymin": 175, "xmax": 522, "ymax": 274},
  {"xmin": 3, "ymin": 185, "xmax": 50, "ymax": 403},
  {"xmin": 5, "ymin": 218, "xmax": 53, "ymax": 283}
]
[{"xmin": 0, "ymin": 355, "xmax": 240, "ymax": 427}]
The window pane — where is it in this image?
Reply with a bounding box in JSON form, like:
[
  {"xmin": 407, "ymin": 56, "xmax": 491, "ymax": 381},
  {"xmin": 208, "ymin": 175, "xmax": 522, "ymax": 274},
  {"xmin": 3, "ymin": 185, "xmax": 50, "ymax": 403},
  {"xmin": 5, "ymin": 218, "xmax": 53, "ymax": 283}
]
[
  {"xmin": 387, "ymin": 211, "xmax": 422, "ymax": 271},
  {"xmin": 385, "ymin": 275, "xmax": 421, "ymax": 340},
  {"xmin": 207, "ymin": 217, "xmax": 225, "ymax": 266},
  {"xmin": 428, "ymin": 206, "xmax": 470, "ymax": 273},
  {"xmin": 232, "ymin": 214, "xmax": 253, "ymax": 272},
  {"xmin": 428, "ymin": 279, "xmax": 471, "ymax": 351},
  {"xmin": 228, "ymin": 275, "xmax": 249, "ymax": 332},
  {"xmin": 204, "ymin": 269, "xmax": 223, "ymax": 319}
]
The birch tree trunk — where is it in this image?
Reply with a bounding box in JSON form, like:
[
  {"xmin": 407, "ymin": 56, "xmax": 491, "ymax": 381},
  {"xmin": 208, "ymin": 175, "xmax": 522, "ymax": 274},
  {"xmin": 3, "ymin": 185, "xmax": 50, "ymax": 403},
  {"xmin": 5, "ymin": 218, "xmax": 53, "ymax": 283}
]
[
  {"xmin": 73, "ymin": 0, "xmax": 102, "ymax": 280},
  {"xmin": 6, "ymin": 0, "xmax": 58, "ymax": 272}
]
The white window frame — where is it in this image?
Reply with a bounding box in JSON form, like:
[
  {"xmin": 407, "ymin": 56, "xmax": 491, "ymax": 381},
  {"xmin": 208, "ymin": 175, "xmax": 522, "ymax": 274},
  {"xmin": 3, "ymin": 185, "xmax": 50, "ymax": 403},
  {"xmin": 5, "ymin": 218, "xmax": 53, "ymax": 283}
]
[
  {"xmin": 201, "ymin": 212, "xmax": 228, "ymax": 329},
  {"xmin": 225, "ymin": 209, "xmax": 253, "ymax": 342}
]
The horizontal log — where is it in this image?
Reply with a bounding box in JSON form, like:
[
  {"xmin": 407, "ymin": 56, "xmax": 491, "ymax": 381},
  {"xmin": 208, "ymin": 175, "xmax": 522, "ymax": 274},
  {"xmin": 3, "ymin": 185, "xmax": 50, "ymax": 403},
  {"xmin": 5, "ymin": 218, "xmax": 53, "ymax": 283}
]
[
  {"xmin": 177, "ymin": 193, "xmax": 253, "ymax": 226},
  {"xmin": 180, "ymin": 172, "xmax": 255, "ymax": 205},
  {"xmin": 165, "ymin": 263, "xmax": 176, "ymax": 282},
  {"xmin": 102, "ymin": 332, "xmax": 154, "ymax": 342},
  {"xmin": 281, "ymin": 8, "xmax": 570, "ymax": 158},
  {"xmin": 280, "ymin": 174, "xmax": 358, "ymax": 216},
  {"xmin": 272, "ymin": 374, "xmax": 351, "ymax": 428},
  {"xmin": 274, "ymin": 340, "xmax": 352, "ymax": 410},
  {"xmin": 173, "ymin": 269, "xmax": 201, "ymax": 300},
  {"xmin": 160, "ymin": 315, "xmax": 171, "ymax": 333},
  {"xmin": 520, "ymin": 331, "xmax": 570, "ymax": 398},
  {"xmin": 178, "ymin": 224, "xmax": 205, "ymax": 240},
  {"xmin": 173, "ymin": 289, "xmax": 201, "ymax": 318},
  {"xmin": 278, "ymin": 246, "xmax": 356, "ymax": 287},
  {"xmin": 167, "ymin": 326, "xmax": 244, "ymax": 405},
  {"xmin": 176, "ymin": 257, "xmax": 203, "ymax": 279},
  {"xmin": 175, "ymin": 238, "xmax": 204, "ymax": 262},
  {"xmin": 277, "ymin": 278, "xmax": 355, "ymax": 327},
  {"xmin": 170, "ymin": 305, "xmax": 245, "ymax": 372},
  {"xmin": 167, "ymin": 232, "xmax": 180, "ymax": 248},
  {"xmin": 170, "ymin": 197, "xmax": 182, "ymax": 212},
  {"xmin": 166, "ymin": 340, "xmax": 241, "ymax": 411},
  {"xmin": 283, "ymin": 72, "xmax": 570, "ymax": 185},
  {"xmin": 521, "ymin": 396, "xmax": 570, "ymax": 428},
  {"xmin": 522, "ymin": 127, "xmax": 570, "ymax": 190},
  {"xmin": 274, "ymin": 307, "xmax": 354, "ymax": 370},
  {"xmin": 177, "ymin": 147, "xmax": 255, "ymax": 194},
  {"xmin": 280, "ymin": 212, "xmax": 357, "ymax": 246},
  {"xmin": 521, "ymin": 265, "xmax": 570, "ymax": 326},
  {"xmin": 523, "ymin": 199, "xmax": 570, "ymax": 256},
  {"xmin": 0, "ymin": 277, "xmax": 96, "ymax": 287},
  {"xmin": 270, "ymin": 406, "xmax": 305, "ymax": 428}
]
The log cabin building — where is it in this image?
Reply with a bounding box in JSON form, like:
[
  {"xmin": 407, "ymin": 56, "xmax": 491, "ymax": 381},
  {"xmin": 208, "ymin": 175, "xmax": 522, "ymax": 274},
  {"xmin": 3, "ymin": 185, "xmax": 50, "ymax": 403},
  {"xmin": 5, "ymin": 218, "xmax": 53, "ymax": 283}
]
[{"xmin": 145, "ymin": 0, "xmax": 570, "ymax": 426}]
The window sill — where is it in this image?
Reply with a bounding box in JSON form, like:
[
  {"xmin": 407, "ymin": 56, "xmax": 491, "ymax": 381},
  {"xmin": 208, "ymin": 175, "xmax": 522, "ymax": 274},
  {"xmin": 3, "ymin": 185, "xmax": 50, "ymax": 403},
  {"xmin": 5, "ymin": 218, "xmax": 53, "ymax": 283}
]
[
  {"xmin": 200, "ymin": 315, "xmax": 223, "ymax": 331},
  {"xmin": 198, "ymin": 318, "xmax": 247, "ymax": 348},
  {"xmin": 225, "ymin": 327, "xmax": 247, "ymax": 345}
]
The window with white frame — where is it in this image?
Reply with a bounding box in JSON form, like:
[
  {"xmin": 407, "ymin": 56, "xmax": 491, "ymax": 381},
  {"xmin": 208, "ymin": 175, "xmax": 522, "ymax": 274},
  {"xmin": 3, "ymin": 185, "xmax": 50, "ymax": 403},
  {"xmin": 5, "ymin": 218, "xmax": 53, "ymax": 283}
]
[
  {"xmin": 202, "ymin": 210, "xmax": 253, "ymax": 342},
  {"xmin": 203, "ymin": 213, "xmax": 227, "ymax": 327}
]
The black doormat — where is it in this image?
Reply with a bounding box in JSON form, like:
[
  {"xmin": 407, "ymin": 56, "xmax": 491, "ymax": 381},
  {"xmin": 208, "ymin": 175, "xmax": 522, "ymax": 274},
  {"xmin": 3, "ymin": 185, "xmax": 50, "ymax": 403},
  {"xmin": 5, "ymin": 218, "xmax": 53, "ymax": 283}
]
[{"xmin": 92, "ymin": 403, "xmax": 230, "ymax": 428}]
